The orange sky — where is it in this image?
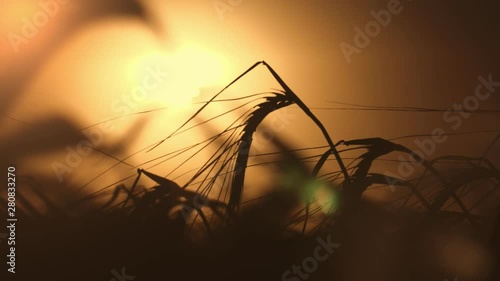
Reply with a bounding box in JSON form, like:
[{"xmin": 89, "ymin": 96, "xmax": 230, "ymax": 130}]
[{"xmin": 1, "ymin": 0, "xmax": 499, "ymax": 208}]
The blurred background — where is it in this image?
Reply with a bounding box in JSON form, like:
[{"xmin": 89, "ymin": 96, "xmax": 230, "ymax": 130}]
[{"xmin": 1, "ymin": 1, "xmax": 500, "ymax": 280}]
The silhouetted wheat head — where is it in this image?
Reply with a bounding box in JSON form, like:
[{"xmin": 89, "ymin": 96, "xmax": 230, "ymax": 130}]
[
  {"xmin": 3, "ymin": 61, "xmax": 499, "ymax": 234},
  {"xmin": 2, "ymin": 61, "xmax": 500, "ymax": 281}
]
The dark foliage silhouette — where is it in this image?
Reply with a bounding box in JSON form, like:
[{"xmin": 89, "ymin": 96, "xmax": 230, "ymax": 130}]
[{"xmin": 1, "ymin": 62, "xmax": 499, "ymax": 281}]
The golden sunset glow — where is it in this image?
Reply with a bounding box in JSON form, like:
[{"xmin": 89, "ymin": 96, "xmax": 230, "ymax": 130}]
[
  {"xmin": 0, "ymin": 2, "xmax": 39, "ymax": 31},
  {"xmin": 1, "ymin": 1, "xmax": 499, "ymax": 280},
  {"xmin": 127, "ymin": 43, "xmax": 227, "ymax": 108}
]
